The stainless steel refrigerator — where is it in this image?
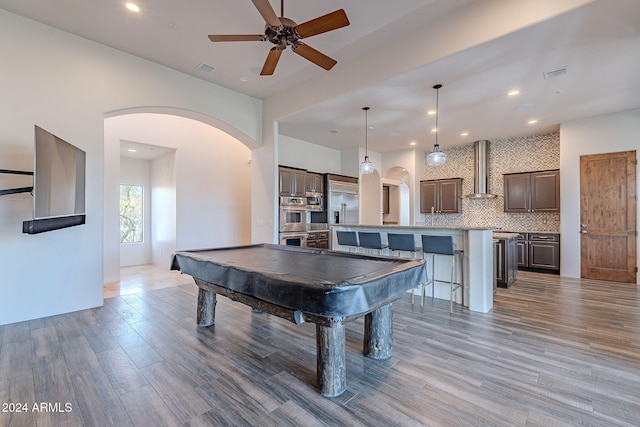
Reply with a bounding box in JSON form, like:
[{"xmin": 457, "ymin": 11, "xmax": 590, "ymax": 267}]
[{"xmin": 327, "ymin": 179, "xmax": 359, "ymax": 224}]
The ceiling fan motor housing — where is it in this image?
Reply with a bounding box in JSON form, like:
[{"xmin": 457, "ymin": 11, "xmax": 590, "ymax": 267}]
[{"xmin": 265, "ymin": 17, "xmax": 300, "ymax": 48}]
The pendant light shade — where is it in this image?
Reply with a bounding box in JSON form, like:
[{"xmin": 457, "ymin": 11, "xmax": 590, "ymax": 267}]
[
  {"xmin": 427, "ymin": 84, "xmax": 447, "ymax": 166},
  {"xmin": 360, "ymin": 107, "xmax": 374, "ymax": 174}
]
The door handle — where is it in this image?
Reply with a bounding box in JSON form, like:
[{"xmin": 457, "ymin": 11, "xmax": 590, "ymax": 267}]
[
  {"xmin": 581, "ymin": 230, "xmax": 588, "ymax": 234},
  {"xmin": 581, "ymin": 224, "xmax": 587, "ymax": 228}
]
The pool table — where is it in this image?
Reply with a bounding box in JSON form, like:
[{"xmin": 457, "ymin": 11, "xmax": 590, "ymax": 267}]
[{"xmin": 170, "ymin": 243, "xmax": 425, "ymax": 397}]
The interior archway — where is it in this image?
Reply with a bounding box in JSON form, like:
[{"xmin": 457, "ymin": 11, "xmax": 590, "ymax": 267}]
[{"xmin": 103, "ymin": 110, "xmax": 253, "ymax": 284}]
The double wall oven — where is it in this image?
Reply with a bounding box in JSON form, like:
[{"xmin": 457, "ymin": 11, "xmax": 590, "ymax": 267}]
[{"xmin": 279, "ymin": 196, "xmax": 308, "ymax": 247}]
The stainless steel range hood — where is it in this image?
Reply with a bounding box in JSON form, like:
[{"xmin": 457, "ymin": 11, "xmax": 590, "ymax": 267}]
[{"xmin": 466, "ymin": 140, "xmax": 497, "ymax": 199}]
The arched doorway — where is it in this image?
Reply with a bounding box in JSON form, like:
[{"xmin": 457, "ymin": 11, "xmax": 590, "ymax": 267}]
[{"xmin": 103, "ymin": 108, "xmax": 253, "ymax": 283}]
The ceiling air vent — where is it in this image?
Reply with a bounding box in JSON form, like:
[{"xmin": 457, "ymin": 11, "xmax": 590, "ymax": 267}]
[
  {"xmin": 196, "ymin": 63, "xmax": 215, "ymax": 73},
  {"xmin": 543, "ymin": 67, "xmax": 567, "ymax": 80}
]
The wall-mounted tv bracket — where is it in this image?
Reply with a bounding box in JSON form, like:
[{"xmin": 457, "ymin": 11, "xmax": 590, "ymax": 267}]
[{"xmin": 0, "ymin": 169, "xmax": 34, "ymax": 196}]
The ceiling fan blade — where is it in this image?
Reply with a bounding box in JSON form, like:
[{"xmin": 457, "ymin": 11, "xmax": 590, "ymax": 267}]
[
  {"xmin": 208, "ymin": 34, "xmax": 265, "ymax": 42},
  {"xmin": 261, "ymin": 48, "xmax": 283, "ymax": 75},
  {"xmin": 295, "ymin": 9, "xmax": 350, "ymax": 38},
  {"xmin": 251, "ymin": 0, "xmax": 282, "ymax": 27},
  {"xmin": 292, "ymin": 43, "xmax": 337, "ymax": 71}
]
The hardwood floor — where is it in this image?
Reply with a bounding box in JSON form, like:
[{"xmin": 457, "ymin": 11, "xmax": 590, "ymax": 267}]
[{"xmin": 2, "ymin": 267, "xmax": 639, "ymax": 426}]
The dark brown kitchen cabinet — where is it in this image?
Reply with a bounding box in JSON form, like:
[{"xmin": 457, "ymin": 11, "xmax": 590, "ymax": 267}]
[
  {"xmin": 279, "ymin": 166, "xmax": 306, "ymax": 197},
  {"xmin": 305, "ymin": 172, "xmax": 324, "ymax": 194},
  {"xmin": 517, "ymin": 232, "xmax": 560, "ymax": 273},
  {"xmin": 504, "ymin": 170, "xmax": 560, "ymax": 213},
  {"xmin": 495, "ymin": 235, "xmax": 518, "ymax": 288},
  {"xmin": 306, "ymin": 231, "xmax": 329, "ymax": 249},
  {"xmin": 420, "ymin": 178, "xmax": 462, "ymax": 214}
]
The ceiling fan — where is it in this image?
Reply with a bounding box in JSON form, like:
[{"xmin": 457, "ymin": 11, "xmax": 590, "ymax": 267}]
[{"xmin": 208, "ymin": 0, "xmax": 350, "ymax": 75}]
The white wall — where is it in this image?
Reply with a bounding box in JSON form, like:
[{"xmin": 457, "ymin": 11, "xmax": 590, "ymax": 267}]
[
  {"xmin": 278, "ymin": 135, "xmax": 342, "ymax": 173},
  {"xmin": 0, "ymin": 10, "xmax": 260, "ymax": 325},
  {"xmin": 119, "ymin": 157, "xmax": 152, "ymax": 267},
  {"xmin": 560, "ymin": 108, "xmax": 640, "ymax": 281},
  {"xmin": 151, "ymin": 151, "xmax": 177, "ymax": 268}
]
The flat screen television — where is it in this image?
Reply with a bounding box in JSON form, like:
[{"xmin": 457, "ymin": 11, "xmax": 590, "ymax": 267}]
[{"xmin": 22, "ymin": 126, "xmax": 86, "ymax": 234}]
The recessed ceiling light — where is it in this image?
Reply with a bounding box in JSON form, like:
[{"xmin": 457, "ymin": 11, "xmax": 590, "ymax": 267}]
[
  {"xmin": 239, "ymin": 76, "xmax": 249, "ymax": 82},
  {"xmin": 125, "ymin": 3, "xmax": 140, "ymax": 13},
  {"xmin": 127, "ymin": 148, "xmax": 137, "ymax": 153},
  {"xmin": 507, "ymin": 90, "xmax": 520, "ymax": 96},
  {"xmin": 431, "ymin": 127, "xmax": 437, "ymax": 133},
  {"xmin": 427, "ymin": 110, "xmax": 436, "ymax": 116},
  {"xmin": 460, "ymin": 132, "xmax": 469, "ymax": 137},
  {"xmin": 528, "ymin": 119, "xmax": 538, "ymax": 124},
  {"xmin": 409, "ymin": 141, "xmax": 417, "ymax": 146}
]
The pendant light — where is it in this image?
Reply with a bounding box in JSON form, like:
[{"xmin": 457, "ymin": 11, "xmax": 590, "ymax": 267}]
[
  {"xmin": 360, "ymin": 106, "xmax": 374, "ymax": 174},
  {"xmin": 427, "ymin": 84, "xmax": 447, "ymax": 166}
]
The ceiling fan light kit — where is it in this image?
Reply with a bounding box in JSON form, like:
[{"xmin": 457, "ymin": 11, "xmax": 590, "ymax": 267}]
[
  {"xmin": 209, "ymin": 0, "xmax": 350, "ymax": 75},
  {"xmin": 427, "ymin": 84, "xmax": 447, "ymax": 166},
  {"xmin": 360, "ymin": 107, "xmax": 375, "ymax": 175}
]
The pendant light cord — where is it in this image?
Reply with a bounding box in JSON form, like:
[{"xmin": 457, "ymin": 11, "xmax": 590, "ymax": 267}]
[
  {"xmin": 363, "ymin": 106, "xmax": 370, "ymax": 156},
  {"xmin": 434, "ymin": 84, "xmax": 441, "ymax": 147}
]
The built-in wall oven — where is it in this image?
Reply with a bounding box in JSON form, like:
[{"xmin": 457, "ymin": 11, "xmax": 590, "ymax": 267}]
[{"xmin": 279, "ymin": 196, "xmax": 307, "ymax": 233}]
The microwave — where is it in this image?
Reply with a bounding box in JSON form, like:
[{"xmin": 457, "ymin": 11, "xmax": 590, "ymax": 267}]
[{"xmin": 305, "ymin": 192, "xmax": 324, "ymax": 212}]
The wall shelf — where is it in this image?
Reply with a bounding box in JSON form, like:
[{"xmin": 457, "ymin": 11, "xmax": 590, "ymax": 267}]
[{"xmin": 0, "ymin": 169, "xmax": 34, "ymax": 196}]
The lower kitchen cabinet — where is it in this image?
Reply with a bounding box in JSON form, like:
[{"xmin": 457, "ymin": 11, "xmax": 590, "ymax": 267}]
[
  {"xmin": 517, "ymin": 232, "xmax": 560, "ymax": 273},
  {"xmin": 495, "ymin": 234, "xmax": 518, "ymax": 288},
  {"xmin": 307, "ymin": 231, "xmax": 329, "ymax": 249}
]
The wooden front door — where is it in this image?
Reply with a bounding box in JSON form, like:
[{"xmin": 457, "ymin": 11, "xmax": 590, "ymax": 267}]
[{"xmin": 580, "ymin": 150, "xmax": 637, "ymax": 282}]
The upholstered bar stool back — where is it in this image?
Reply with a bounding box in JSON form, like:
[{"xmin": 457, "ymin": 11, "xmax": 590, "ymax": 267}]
[
  {"xmin": 387, "ymin": 233, "xmax": 422, "ymax": 303},
  {"xmin": 357, "ymin": 231, "xmax": 388, "ymax": 255},
  {"xmin": 421, "ymin": 235, "xmax": 463, "ymax": 313},
  {"xmin": 336, "ymin": 231, "xmax": 359, "ymax": 252}
]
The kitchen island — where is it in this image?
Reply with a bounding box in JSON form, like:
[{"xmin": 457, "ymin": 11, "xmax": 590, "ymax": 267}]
[{"xmin": 330, "ymin": 224, "xmax": 494, "ymax": 313}]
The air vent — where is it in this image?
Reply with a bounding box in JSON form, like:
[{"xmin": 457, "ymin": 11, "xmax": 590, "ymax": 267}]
[
  {"xmin": 196, "ymin": 63, "xmax": 215, "ymax": 73},
  {"xmin": 543, "ymin": 67, "xmax": 567, "ymax": 80}
]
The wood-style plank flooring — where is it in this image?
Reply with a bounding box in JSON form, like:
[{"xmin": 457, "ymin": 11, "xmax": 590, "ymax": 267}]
[{"xmin": 1, "ymin": 267, "xmax": 639, "ymax": 426}]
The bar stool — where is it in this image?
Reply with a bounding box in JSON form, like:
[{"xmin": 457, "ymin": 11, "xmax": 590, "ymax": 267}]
[
  {"xmin": 336, "ymin": 231, "xmax": 359, "ymax": 252},
  {"xmin": 387, "ymin": 233, "xmax": 422, "ymax": 303},
  {"xmin": 421, "ymin": 235, "xmax": 463, "ymax": 313},
  {"xmin": 357, "ymin": 231, "xmax": 388, "ymax": 255}
]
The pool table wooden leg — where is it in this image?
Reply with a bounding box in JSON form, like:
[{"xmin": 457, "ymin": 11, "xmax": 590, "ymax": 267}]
[
  {"xmin": 364, "ymin": 303, "xmax": 393, "ymax": 359},
  {"xmin": 197, "ymin": 287, "xmax": 216, "ymax": 327},
  {"xmin": 316, "ymin": 323, "xmax": 346, "ymax": 397}
]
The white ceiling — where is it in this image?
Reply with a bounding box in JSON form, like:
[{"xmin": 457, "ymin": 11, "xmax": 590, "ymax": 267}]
[{"xmin": 2, "ymin": 0, "xmax": 639, "ymax": 154}]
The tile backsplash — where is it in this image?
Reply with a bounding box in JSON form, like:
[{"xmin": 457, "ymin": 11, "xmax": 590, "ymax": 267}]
[{"xmin": 420, "ymin": 132, "xmax": 560, "ymax": 232}]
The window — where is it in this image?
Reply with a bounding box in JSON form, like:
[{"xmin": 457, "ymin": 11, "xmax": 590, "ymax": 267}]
[{"xmin": 120, "ymin": 184, "xmax": 143, "ymax": 243}]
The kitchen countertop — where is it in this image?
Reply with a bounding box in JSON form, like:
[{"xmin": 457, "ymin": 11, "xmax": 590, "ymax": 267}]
[
  {"xmin": 307, "ymin": 223, "xmax": 329, "ymax": 231},
  {"xmin": 330, "ymin": 223, "xmax": 493, "ymax": 231},
  {"xmin": 493, "ymin": 232, "xmax": 520, "ymax": 239}
]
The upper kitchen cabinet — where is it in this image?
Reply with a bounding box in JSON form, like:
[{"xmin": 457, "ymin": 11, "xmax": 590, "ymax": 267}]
[
  {"xmin": 504, "ymin": 170, "xmax": 560, "ymax": 213},
  {"xmin": 279, "ymin": 166, "xmax": 306, "ymax": 197},
  {"xmin": 420, "ymin": 178, "xmax": 462, "ymax": 214},
  {"xmin": 305, "ymin": 172, "xmax": 324, "ymax": 195}
]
